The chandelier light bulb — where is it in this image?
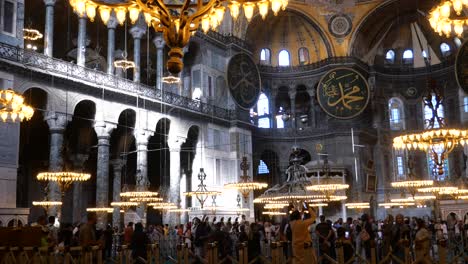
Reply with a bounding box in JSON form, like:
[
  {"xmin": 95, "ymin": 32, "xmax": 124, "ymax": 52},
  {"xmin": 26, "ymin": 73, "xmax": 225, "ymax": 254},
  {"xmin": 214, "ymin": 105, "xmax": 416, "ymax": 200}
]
[
  {"xmin": 86, "ymin": 2, "xmax": 97, "ymax": 22},
  {"xmin": 441, "ymin": 2, "xmax": 452, "ymax": 18},
  {"xmin": 454, "ymin": 20, "xmax": 464, "ymax": 36},
  {"xmin": 129, "ymin": 6, "xmax": 140, "ymax": 24},
  {"xmin": 229, "ymin": 1, "xmax": 241, "ymax": 20},
  {"xmin": 281, "ymin": 0, "xmax": 288, "ymax": 10},
  {"xmin": 144, "ymin": 12, "xmax": 153, "ymax": 26},
  {"xmin": 258, "ymin": 0, "xmax": 269, "ymax": 20},
  {"xmin": 75, "ymin": 0, "xmax": 86, "ymax": 17},
  {"xmin": 115, "ymin": 7, "xmax": 127, "ymax": 25},
  {"xmin": 99, "ymin": 6, "xmax": 111, "ymax": 25},
  {"xmin": 452, "ymin": 0, "xmax": 463, "ymax": 14},
  {"xmin": 271, "ymin": 0, "xmax": 282, "ymax": 15},
  {"xmin": 209, "ymin": 14, "xmax": 219, "ymax": 30},
  {"xmin": 201, "ymin": 15, "xmax": 210, "ymax": 33},
  {"xmin": 243, "ymin": 3, "xmax": 255, "ymax": 22},
  {"xmin": 215, "ymin": 6, "xmax": 225, "ymax": 23}
]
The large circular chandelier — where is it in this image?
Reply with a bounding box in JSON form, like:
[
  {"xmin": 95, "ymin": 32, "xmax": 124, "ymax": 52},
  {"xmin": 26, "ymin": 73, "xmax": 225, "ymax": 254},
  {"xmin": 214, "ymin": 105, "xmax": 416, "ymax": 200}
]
[
  {"xmin": 306, "ymin": 154, "xmax": 349, "ymax": 200},
  {"xmin": 32, "ymin": 200, "xmax": 63, "ymax": 210},
  {"xmin": 393, "ymin": 80, "xmax": 468, "ymax": 176},
  {"xmin": 37, "ymin": 172, "xmax": 91, "ymax": 196},
  {"xmin": 345, "ymin": 202, "xmax": 370, "ymax": 209},
  {"xmin": 184, "ymin": 168, "xmax": 221, "ymax": 209},
  {"xmin": 224, "ymin": 156, "xmax": 267, "ymax": 201},
  {"xmin": 0, "ymin": 89, "xmax": 34, "ymax": 122},
  {"xmin": 68, "ymin": 0, "xmax": 288, "ymax": 74},
  {"xmin": 391, "ymin": 156, "xmax": 434, "ymax": 197},
  {"xmin": 428, "ymin": 0, "xmax": 468, "ymax": 37}
]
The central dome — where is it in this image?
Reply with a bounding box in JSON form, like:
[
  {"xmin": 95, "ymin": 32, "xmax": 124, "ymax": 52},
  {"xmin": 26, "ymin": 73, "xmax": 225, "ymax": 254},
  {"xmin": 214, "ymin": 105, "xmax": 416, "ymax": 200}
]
[{"xmin": 245, "ymin": 10, "xmax": 330, "ymax": 67}]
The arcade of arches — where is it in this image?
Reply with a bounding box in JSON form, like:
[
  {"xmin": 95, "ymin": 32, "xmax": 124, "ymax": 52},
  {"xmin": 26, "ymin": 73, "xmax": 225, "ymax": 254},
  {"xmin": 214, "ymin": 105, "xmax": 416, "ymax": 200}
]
[{"xmin": 0, "ymin": 0, "xmax": 468, "ymax": 229}]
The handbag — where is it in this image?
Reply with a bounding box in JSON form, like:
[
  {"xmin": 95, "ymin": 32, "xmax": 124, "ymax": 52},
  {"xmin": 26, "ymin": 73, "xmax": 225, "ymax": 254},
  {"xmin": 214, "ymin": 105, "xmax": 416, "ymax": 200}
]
[{"xmin": 360, "ymin": 229, "xmax": 370, "ymax": 242}]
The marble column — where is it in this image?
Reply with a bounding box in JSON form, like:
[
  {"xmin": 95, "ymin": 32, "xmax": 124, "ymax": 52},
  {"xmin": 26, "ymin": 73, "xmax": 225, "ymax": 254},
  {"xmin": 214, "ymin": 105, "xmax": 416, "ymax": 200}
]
[
  {"xmin": 71, "ymin": 154, "xmax": 89, "ymax": 224},
  {"xmin": 164, "ymin": 135, "xmax": 186, "ymax": 224},
  {"xmin": 288, "ymin": 87, "xmax": 297, "ymax": 128},
  {"xmin": 77, "ymin": 16, "xmax": 87, "ymax": 67},
  {"xmin": 130, "ymin": 24, "xmax": 146, "ymax": 83},
  {"xmin": 153, "ymin": 34, "xmax": 165, "ymax": 90},
  {"xmin": 44, "ymin": 112, "xmax": 71, "ymax": 216},
  {"xmin": 110, "ymin": 159, "xmax": 125, "ymax": 228},
  {"xmin": 106, "ymin": 14, "xmax": 118, "ymax": 75},
  {"xmin": 307, "ymin": 87, "xmax": 316, "ymax": 128},
  {"xmin": 270, "ymin": 90, "xmax": 277, "ymax": 128},
  {"xmin": 43, "ymin": 0, "xmax": 56, "ymax": 57},
  {"xmin": 94, "ymin": 121, "xmax": 116, "ymax": 228},
  {"xmin": 135, "ymin": 130, "xmax": 154, "ymax": 223}
]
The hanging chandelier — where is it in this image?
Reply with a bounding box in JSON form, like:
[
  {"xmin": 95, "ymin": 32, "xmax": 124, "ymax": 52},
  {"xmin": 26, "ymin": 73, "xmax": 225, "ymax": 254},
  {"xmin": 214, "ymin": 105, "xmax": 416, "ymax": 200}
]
[
  {"xmin": 110, "ymin": 201, "xmax": 139, "ymax": 211},
  {"xmin": 0, "ymin": 89, "xmax": 34, "ymax": 122},
  {"xmin": 393, "ymin": 79, "xmax": 468, "ymax": 176},
  {"xmin": 68, "ymin": 0, "xmax": 288, "ymax": 74},
  {"xmin": 184, "ymin": 168, "xmax": 221, "ymax": 209},
  {"xmin": 129, "ymin": 196, "xmax": 163, "ymax": 202},
  {"xmin": 378, "ymin": 201, "xmax": 416, "ymax": 208},
  {"xmin": 262, "ymin": 211, "xmax": 286, "ymax": 216},
  {"xmin": 264, "ymin": 203, "xmax": 288, "ymax": 209},
  {"xmin": 391, "ymin": 156, "xmax": 434, "ymax": 197},
  {"xmin": 224, "ymin": 156, "xmax": 268, "ymax": 201},
  {"xmin": 23, "ymin": 28, "xmax": 43, "ymax": 40},
  {"xmin": 149, "ymin": 202, "xmax": 178, "ymax": 210},
  {"xmin": 36, "ymin": 172, "xmax": 91, "ymax": 196},
  {"xmin": 162, "ymin": 76, "xmax": 181, "ymax": 84},
  {"xmin": 32, "ymin": 200, "xmax": 63, "ymax": 210},
  {"xmin": 306, "ymin": 154, "xmax": 349, "ymax": 200},
  {"xmin": 345, "ymin": 202, "xmax": 370, "ymax": 209},
  {"xmin": 168, "ymin": 208, "xmax": 190, "ymax": 213},
  {"xmin": 86, "ymin": 207, "xmax": 114, "ymax": 212},
  {"xmin": 428, "ymin": 0, "xmax": 468, "ymax": 37}
]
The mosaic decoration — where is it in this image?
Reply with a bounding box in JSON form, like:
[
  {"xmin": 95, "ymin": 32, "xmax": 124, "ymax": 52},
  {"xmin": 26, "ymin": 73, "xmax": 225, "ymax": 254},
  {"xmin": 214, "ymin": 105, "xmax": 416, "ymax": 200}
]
[
  {"xmin": 227, "ymin": 53, "xmax": 261, "ymax": 109},
  {"xmin": 328, "ymin": 14, "xmax": 352, "ymax": 38}
]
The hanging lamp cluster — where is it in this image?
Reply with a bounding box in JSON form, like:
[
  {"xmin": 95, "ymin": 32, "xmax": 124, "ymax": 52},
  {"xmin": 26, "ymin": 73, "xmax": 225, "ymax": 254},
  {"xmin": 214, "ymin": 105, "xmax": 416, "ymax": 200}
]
[
  {"xmin": 224, "ymin": 156, "xmax": 267, "ymax": 201},
  {"xmin": 184, "ymin": 168, "xmax": 221, "ymax": 209},
  {"xmin": 68, "ymin": 0, "xmax": 289, "ymax": 74},
  {"xmin": 36, "ymin": 171, "xmax": 91, "ymax": 197},
  {"xmin": 0, "ymin": 89, "xmax": 34, "ymax": 122},
  {"xmin": 428, "ymin": 0, "xmax": 467, "ymax": 37}
]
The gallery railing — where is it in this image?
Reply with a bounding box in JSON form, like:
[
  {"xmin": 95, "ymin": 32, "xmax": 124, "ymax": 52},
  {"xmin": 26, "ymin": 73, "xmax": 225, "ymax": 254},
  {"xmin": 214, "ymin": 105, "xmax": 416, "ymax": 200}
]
[{"xmin": 0, "ymin": 42, "xmax": 239, "ymax": 122}]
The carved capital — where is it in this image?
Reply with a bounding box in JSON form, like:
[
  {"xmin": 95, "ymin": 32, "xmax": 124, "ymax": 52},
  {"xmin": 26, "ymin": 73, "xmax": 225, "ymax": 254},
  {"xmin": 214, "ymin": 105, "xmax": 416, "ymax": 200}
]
[
  {"xmin": 134, "ymin": 129, "xmax": 154, "ymax": 146},
  {"xmin": 167, "ymin": 135, "xmax": 187, "ymax": 152},
  {"xmin": 43, "ymin": 0, "xmax": 56, "ymax": 6},
  {"xmin": 110, "ymin": 159, "xmax": 125, "ymax": 172},
  {"xmin": 153, "ymin": 34, "xmax": 166, "ymax": 49},
  {"xmin": 94, "ymin": 121, "xmax": 116, "ymax": 139},
  {"xmin": 44, "ymin": 111, "xmax": 71, "ymax": 133},
  {"xmin": 106, "ymin": 12, "xmax": 118, "ymax": 29},
  {"xmin": 71, "ymin": 153, "xmax": 89, "ymax": 171},
  {"xmin": 130, "ymin": 25, "xmax": 146, "ymax": 39}
]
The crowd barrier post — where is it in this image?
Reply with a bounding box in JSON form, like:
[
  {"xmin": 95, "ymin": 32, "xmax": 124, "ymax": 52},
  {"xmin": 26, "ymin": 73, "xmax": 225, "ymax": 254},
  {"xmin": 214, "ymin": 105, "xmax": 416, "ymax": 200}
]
[
  {"xmin": 370, "ymin": 240, "xmax": 377, "ymax": 264},
  {"xmin": 335, "ymin": 241, "xmax": 344, "ymax": 264},
  {"xmin": 238, "ymin": 242, "xmax": 248, "ymax": 264},
  {"xmin": 438, "ymin": 240, "xmax": 447, "ymax": 264}
]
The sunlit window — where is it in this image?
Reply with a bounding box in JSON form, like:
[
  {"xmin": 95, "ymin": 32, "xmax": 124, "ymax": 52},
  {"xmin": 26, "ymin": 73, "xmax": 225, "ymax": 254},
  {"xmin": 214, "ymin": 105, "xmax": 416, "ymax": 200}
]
[
  {"xmin": 389, "ymin": 98, "xmax": 405, "ymax": 130},
  {"xmin": 276, "ymin": 106, "xmax": 284, "ymax": 128},
  {"xmin": 422, "ymin": 50, "xmax": 428, "ymax": 58},
  {"xmin": 260, "ymin": 48, "xmax": 271, "ymax": 65},
  {"xmin": 454, "ymin": 37, "xmax": 462, "ymax": 48},
  {"xmin": 258, "ymin": 160, "xmax": 270, "ymax": 174},
  {"xmin": 257, "ymin": 93, "xmax": 270, "ymax": 128},
  {"xmin": 423, "ymin": 94, "xmax": 444, "ymax": 129},
  {"xmin": 440, "ymin": 42, "xmax": 451, "ymax": 57},
  {"xmin": 385, "ymin": 50, "xmax": 395, "ymax": 64},
  {"xmin": 298, "ymin": 47, "xmax": 309, "ymax": 65},
  {"xmin": 396, "ymin": 156, "xmax": 404, "ymax": 176},
  {"xmin": 192, "ymin": 87, "xmax": 202, "ymax": 100},
  {"xmin": 464, "ymin": 97, "xmax": 468, "ymax": 113},
  {"xmin": 278, "ymin": 50, "xmax": 290, "ymax": 66},
  {"xmin": 403, "ymin": 49, "xmax": 413, "ymax": 64}
]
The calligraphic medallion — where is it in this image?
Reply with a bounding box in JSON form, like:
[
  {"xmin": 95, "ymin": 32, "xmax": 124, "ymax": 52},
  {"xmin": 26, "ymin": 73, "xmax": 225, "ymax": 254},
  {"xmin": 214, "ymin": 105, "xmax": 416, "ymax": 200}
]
[
  {"xmin": 227, "ymin": 53, "xmax": 261, "ymax": 109},
  {"xmin": 317, "ymin": 68, "xmax": 369, "ymax": 119},
  {"xmin": 455, "ymin": 40, "xmax": 468, "ymax": 94}
]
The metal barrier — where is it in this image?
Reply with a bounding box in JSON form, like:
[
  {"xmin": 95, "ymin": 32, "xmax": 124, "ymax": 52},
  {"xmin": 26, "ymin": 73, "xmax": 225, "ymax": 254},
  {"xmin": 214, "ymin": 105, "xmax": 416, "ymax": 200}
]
[{"xmin": 0, "ymin": 245, "xmax": 102, "ymax": 264}]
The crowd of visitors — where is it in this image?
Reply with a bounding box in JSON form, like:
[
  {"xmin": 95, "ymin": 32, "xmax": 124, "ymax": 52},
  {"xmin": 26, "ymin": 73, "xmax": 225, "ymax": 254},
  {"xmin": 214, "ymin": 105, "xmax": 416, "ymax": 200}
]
[{"xmin": 11, "ymin": 210, "xmax": 468, "ymax": 264}]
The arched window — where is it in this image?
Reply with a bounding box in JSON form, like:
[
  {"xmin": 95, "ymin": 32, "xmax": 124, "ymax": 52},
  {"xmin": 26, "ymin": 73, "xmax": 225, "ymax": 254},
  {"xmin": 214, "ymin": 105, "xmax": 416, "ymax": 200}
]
[
  {"xmin": 454, "ymin": 37, "xmax": 462, "ymax": 48},
  {"xmin": 402, "ymin": 49, "xmax": 414, "ymax": 64},
  {"xmin": 396, "ymin": 156, "xmax": 405, "ymax": 177},
  {"xmin": 385, "ymin": 50, "xmax": 395, "ymax": 64},
  {"xmin": 260, "ymin": 48, "xmax": 271, "ymax": 65},
  {"xmin": 258, "ymin": 160, "xmax": 270, "ymax": 174},
  {"xmin": 257, "ymin": 93, "xmax": 270, "ymax": 128},
  {"xmin": 278, "ymin": 50, "xmax": 290, "ymax": 66},
  {"xmin": 192, "ymin": 87, "xmax": 202, "ymax": 100},
  {"xmin": 440, "ymin": 42, "xmax": 451, "ymax": 57},
  {"xmin": 389, "ymin": 98, "xmax": 405, "ymax": 130},
  {"xmin": 464, "ymin": 97, "xmax": 468, "ymax": 112},
  {"xmin": 298, "ymin": 47, "xmax": 309, "ymax": 65},
  {"xmin": 423, "ymin": 94, "xmax": 444, "ymax": 129},
  {"xmin": 422, "ymin": 50, "xmax": 428, "ymax": 58}
]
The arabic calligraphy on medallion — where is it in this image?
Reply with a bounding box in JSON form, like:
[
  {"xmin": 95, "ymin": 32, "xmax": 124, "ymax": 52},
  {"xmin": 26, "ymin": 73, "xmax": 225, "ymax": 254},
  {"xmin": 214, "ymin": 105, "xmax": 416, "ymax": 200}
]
[
  {"xmin": 227, "ymin": 53, "xmax": 261, "ymax": 109},
  {"xmin": 456, "ymin": 40, "xmax": 468, "ymax": 94},
  {"xmin": 317, "ymin": 68, "xmax": 370, "ymax": 119}
]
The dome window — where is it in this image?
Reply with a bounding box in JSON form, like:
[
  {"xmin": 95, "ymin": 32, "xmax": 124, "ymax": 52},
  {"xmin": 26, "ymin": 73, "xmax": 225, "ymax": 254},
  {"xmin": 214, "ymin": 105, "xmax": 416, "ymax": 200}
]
[
  {"xmin": 422, "ymin": 50, "xmax": 428, "ymax": 58},
  {"xmin": 298, "ymin": 47, "xmax": 309, "ymax": 65},
  {"xmin": 440, "ymin": 43, "xmax": 451, "ymax": 57},
  {"xmin": 454, "ymin": 37, "xmax": 462, "ymax": 48},
  {"xmin": 260, "ymin": 48, "xmax": 271, "ymax": 65},
  {"xmin": 402, "ymin": 49, "xmax": 413, "ymax": 65},
  {"xmin": 385, "ymin": 50, "xmax": 395, "ymax": 64},
  {"xmin": 278, "ymin": 50, "xmax": 290, "ymax": 66}
]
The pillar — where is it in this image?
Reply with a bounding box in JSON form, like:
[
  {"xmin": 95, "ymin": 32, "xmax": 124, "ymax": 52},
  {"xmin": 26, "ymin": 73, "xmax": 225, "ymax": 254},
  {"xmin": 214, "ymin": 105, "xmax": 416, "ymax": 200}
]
[
  {"xmin": 164, "ymin": 135, "xmax": 186, "ymax": 224},
  {"xmin": 134, "ymin": 129, "xmax": 154, "ymax": 223},
  {"xmin": 110, "ymin": 159, "xmax": 125, "ymax": 228},
  {"xmin": 288, "ymin": 87, "xmax": 297, "ymax": 128},
  {"xmin": 43, "ymin": 0, "xmax": 56, "ymax": 57},
  {"xmin": 130, "ymin": 24, "xmax": 146, "ymax": 83},
  {"xmin": 94, "ymin": 121, "xmax": 116, "ymax": 228},
  {"xmin": 270, "ymin": 89, "xmax": 277, "ymax": 128},
  {"xmin": 71, "ymin": 154, "xmax": 89, "ymax": 224},
  {"xmin": 106, "ymin": 14, "xmax": 118, "ymax": 75},
  {"xmin": 44, "ymin": 112, "xmax": 71, "ymax": 216},
  {"xmin": 153, "ymin": 34, "xmax": 165, "ymax": 90},
  {"xmin": 307, "ymin": 87, "xmax": 316, "ymax": 128},
  {"xmin": 77, "ymin": 16, "xmax": 87, "ymax": 67}
]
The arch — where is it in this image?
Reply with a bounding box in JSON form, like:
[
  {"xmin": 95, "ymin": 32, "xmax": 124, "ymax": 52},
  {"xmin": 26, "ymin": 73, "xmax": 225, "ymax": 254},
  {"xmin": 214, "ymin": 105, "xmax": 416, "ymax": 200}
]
[
  {"xmin": 117, "ymin": 109, "xmax": 137, "ymax": 129},
  {"xmin": 402, "ymin": 49, "xmax": 414, "ymax": 64},
  {"xmin": 385, "ymin": 50, "xmax": 395, "ymax": 64},
  {"xmin": 278, "ymin": 50, "xmax": 290, "ymax": 66},
  {"xmin": 388, "ymin": 97, "xmax": 405, "ymax": 130},
  {"xmin": 260, "ymin": 48, "xmax": 271, "ymax": 65}
]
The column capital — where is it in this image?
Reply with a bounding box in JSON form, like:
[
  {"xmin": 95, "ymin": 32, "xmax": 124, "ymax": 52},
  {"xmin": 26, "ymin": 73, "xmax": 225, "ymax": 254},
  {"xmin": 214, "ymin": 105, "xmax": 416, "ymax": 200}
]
[
  {"xmin": 44, "ymin": 0, "xmax": 56, "ymax": 6},
  {"xmin": 153, "ymin": 34, "xmax": 166, "ymax": 49},
  {"xmin": 288, "ymin": 86, "xmax": 297, "ymax": 99},
  {"xmin": 110, "ymin": 158, "xmax": 125, "ymax": 171},
  {"xmin": 130, "ymin": 25, "xmax": 146, "ymax": 39},
  {"xmin": 94, "ymin": 121, "xmax": 116, "ymax": 139},
  {"xmin": 44, "ymin": 111, "xmax": 71, "ymax": 132},
  {"xmin": 107, "ymin": 13, "xmax": 119, "ymax": 29},
  {"xmin": 306, "ymin": 86, "xmax": 315, "ymax": 97},
  {"xmin": 134, "ymin": 129, "xmax": 154, "ymax": 146},
  {"xmin": 167, "ymin": 135, "xmax": 187, "ymax": 152},
  {"xmin": 71, "ymin": 153, "xmax": 89, "ymax": 171}
]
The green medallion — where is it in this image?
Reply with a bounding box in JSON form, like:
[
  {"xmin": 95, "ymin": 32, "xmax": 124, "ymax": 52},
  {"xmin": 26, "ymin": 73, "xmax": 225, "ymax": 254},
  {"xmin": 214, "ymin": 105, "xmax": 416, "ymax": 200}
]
[
  {"xmin": 456, "ymin": 40, "xmax": 468, "ymax": 94},
  {"xmin": 317, "ymin": 68, "xmax": 370, "ymax": 119}
]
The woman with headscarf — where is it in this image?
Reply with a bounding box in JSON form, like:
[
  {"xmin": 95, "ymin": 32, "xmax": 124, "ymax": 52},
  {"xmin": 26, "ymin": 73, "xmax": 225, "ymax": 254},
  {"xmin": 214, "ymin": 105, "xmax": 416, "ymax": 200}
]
[
  {"xmin": 131, "ymin": 223, "xmax": 149, "ymax": 263},
  {"xmin": 414, "ymin": 218, "xmax": 431, "ymax": 264},
  {"xmin": 290, "ymin": 205, "xmax": 317, "ymax": 264},
  {"xmin": 360, "ymin": 214, "xmax": 375, "ymax": 258}
]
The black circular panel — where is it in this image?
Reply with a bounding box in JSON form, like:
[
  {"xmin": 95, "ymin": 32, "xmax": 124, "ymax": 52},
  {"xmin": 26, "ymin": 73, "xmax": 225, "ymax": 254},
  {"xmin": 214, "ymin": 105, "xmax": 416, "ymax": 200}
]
[
  {"xmin": 227, "ymin": 53, "xmax": 261, "ymax": 109},
  {"xmin": 456, "ymin": 40, "xmax": 468, "ymax": 94}
]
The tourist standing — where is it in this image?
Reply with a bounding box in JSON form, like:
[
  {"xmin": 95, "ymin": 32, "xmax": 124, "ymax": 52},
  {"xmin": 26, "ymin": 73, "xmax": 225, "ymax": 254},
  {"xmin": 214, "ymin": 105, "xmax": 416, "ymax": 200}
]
[{"xmin": 290, "ymin": 206, "xmax": 317, "ymax": 264}]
